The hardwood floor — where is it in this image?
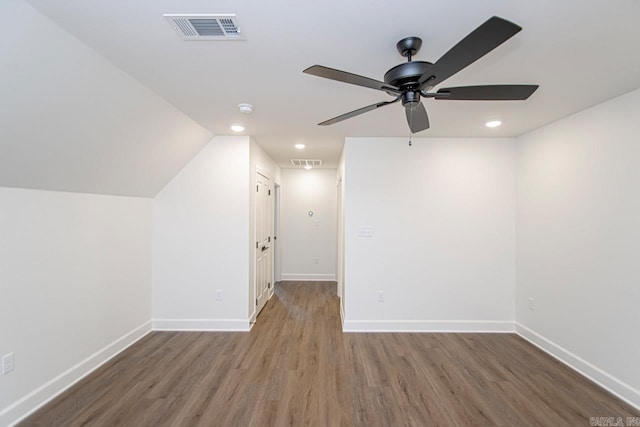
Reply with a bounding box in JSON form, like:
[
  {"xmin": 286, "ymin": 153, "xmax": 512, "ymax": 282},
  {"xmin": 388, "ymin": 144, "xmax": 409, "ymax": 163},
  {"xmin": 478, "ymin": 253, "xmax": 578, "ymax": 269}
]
[{"xmin": 21, "ymin": 282, "xmax": 638, "ymax": 426}]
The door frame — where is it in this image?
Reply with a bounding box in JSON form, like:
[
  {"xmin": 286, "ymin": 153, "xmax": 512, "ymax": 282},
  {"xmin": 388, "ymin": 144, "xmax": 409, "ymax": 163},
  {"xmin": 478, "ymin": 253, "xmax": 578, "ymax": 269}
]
[{"xmin": 273, "ymin": 183, "xmax": 281, "ymax": 295}]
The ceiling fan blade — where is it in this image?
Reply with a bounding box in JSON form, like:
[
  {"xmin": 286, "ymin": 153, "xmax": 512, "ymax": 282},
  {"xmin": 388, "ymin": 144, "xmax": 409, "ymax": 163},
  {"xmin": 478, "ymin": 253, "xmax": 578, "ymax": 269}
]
[
  {"xmin": 319, "ymin": 97, "xmax": 401, "ymax": 126},
  {"xmin": 435, "ymin": 84, "xmax": 538, "ymax": 100},
  {"xmin": 304, "ymin": 65, "xmax": 401, "ymax": 94},
  {"xmin": 405, "ymin": 102, "xmax": 430, "ymax": 133},
  {"xmin": 419, "ymin": 16, "xmax": 522, "ymax": 89}
]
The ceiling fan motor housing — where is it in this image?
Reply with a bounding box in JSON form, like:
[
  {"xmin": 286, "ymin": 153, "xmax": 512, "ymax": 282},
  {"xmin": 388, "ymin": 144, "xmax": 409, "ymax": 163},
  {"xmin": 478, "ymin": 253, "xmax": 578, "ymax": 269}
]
[{"xmin": 384, "ymin": 61, "xmax": 433, "ymax": 89}]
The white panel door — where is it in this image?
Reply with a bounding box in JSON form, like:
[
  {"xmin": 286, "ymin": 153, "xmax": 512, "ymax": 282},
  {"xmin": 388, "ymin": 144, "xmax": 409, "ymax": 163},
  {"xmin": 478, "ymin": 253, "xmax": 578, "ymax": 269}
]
[{"xmin": 255, "ymin": 173, "xmax": 271, "ymax": 315}]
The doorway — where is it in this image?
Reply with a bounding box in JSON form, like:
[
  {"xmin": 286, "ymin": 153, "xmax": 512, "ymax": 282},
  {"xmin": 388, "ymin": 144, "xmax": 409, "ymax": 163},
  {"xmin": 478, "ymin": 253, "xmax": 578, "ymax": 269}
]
[{"xmin": 255, "ymin": 171, "xmax": 272, "ymax": 315}]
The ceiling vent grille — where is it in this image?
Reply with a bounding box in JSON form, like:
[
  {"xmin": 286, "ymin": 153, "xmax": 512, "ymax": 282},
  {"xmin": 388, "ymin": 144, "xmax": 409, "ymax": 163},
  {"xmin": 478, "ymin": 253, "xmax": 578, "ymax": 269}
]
[
  {"xmin": 290, "ymin": 159, "xmax": 323, "ymax": 167},
  {"xmin": 164, "ymin": 14, "xmax": 245, "ymax": 40}
]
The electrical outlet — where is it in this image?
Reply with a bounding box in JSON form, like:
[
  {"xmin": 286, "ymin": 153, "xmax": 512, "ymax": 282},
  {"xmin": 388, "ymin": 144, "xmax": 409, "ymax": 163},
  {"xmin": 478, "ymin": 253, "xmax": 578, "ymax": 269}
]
[
  {"xmin": 359, "ymin": 226, "xmax": 374, "ymax": 238},
  {"xmin": 377, "ymin": 290, "xmax": 384, "ymax": 302},
  {"xmin": 529, "ymin": 297, "xmax": 535, "ymax": 311},
  {"xmin": 216, "ymin": 290, "xmax": 223, "ymax": 301},
  {"xmin": 2, "ymin": 353, "xmax": 14, "ymax": 375},
  {"xmin": 314, "ymin": 257, "xmax": 319, "ymax": 264}
]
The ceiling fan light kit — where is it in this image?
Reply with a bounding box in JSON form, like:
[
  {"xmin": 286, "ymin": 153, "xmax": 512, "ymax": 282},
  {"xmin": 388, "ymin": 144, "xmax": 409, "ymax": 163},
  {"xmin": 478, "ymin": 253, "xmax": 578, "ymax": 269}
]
[{"xmin": 303, "ymin": 16, "xmax": 538, "ymax": 135}]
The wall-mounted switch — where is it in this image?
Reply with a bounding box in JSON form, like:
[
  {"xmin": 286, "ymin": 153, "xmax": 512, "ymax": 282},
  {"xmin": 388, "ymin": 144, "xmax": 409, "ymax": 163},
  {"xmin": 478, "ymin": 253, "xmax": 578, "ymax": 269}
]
[
  {"xmin": 216, "ymin": 290, "xmax": 223, "ymax": 301},
  {"xmin": 529, "ymin": 297, "xmax": 535, "ymax": 311},
  {"xmin": 377, "ymin": 290, "xmax": 384, "ymax": 302},
  {"xmin": 314, "ymin": 257, "xmax": 319, "ymax": 264},
  {"xmin": 2, "ymin": 353, "xmax": 14, "ymax": 375}
]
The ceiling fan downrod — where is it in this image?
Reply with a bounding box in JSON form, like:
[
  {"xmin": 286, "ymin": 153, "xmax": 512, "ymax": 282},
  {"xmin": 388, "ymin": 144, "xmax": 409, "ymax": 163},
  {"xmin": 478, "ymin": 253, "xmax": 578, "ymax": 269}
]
[{"xmin": 397, "ymin": 36, "xmax": 423, "ymax": 61}]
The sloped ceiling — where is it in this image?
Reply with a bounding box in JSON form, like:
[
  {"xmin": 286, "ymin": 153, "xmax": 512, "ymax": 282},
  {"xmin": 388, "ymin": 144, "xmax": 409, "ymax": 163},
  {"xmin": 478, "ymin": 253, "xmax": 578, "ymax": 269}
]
[
  {"xmin": 0, "ymin": 0, "xmax": 213, "ymax": 197},
  {"xmin": 20, "ymin": 0, "xmax": 640, "ymax": 169}
]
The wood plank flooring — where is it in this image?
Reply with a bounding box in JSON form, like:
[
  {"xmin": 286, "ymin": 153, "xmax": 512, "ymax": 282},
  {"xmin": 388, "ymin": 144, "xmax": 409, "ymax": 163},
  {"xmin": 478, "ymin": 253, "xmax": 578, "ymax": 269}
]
[{"xmin": 21, "ymin": 282, "xmax": 638, "ymax": 426}]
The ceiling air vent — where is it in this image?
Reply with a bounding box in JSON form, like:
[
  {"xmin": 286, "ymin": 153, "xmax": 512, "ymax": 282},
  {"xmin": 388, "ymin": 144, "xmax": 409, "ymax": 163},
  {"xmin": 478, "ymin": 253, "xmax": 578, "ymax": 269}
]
[
  {"xmin": 290, "ymin": 159, "xmax": 323, "ymax": 167},
  {"xmin": 164, "ymin": 14, "xmax": 245, "ymax": 40}
]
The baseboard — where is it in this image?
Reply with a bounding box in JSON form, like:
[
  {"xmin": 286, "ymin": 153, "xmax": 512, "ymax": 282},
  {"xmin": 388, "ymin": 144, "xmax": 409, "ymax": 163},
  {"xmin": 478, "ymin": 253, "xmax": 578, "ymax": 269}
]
[
  {"xmin": 342, "ymin": 320, "xmax": 515, "ymax": 333},
  {"xmin": 515, "ymin": 323, "xmax": 640, "ymax": 411},
  {"xmin": 152, "ymin": 318, "xmax": 251, "ymax": 331},
  {"xmin": 0, "ymin": 321, "xmax": 152, "ymax": 427},
  {"xmin": 280, "ymin": 273, "xmax": 336, "ymax": 281}
]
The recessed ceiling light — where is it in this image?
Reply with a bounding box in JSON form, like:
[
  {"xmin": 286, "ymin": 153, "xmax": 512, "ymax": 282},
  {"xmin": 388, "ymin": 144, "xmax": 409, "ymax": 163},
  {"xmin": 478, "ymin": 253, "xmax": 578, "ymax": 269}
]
[
  {"xmin": 295, "ymin": 144, "xmax": 306, "ymax": 150},
  {"xmin": 304, "ymin": 165, "xmax": 312, "ymax": 170},
  {"xmin": 485, "ymin": 120, "xmax": 502, "ymax": 128},
  {"xmin": 230, "ymin": 124, "xmax": 245, "ymax": 132}
]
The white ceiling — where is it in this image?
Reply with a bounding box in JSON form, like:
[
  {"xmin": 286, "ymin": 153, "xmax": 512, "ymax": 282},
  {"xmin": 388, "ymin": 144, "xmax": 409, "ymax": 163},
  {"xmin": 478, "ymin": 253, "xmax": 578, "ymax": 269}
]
[{"xmin": 23, "ymin": 0, "xmax": 640, "ymax": 168}]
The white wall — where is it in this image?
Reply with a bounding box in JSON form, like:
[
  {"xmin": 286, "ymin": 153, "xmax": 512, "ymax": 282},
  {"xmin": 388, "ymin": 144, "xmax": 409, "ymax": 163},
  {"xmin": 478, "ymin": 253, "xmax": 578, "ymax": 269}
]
[
  {"xmin": 343, "ymin": 137, "xmax": 516, "ymax": 332},
  {"xmin": 280, "ymin": 169, "xmax": 338, "ymax": 281},
  {"xmin": 0, "ymin": 0, "xmax": 212, "ymax": 197},
  {"xmin": 516, "ymin": 87, "xmax": 640, "ymax": 408},
  {"xmin": 152, "ymin": 136, "xmax": 251, "ymax": 330},
  {"xmin": 0, "ymin": 188, "xmax": 152, "ymax": 426},
  {"xmin": 249, "ymin": 140, "xmax": 281, "ymax": 320}
]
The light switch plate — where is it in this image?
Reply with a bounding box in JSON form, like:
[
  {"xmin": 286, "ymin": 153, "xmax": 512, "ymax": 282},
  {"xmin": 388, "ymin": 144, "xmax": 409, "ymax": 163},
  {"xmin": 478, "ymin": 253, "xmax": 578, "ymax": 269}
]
[{"xmin": 2, "ymin": 353, "xmax": 14, "ymax": 375}]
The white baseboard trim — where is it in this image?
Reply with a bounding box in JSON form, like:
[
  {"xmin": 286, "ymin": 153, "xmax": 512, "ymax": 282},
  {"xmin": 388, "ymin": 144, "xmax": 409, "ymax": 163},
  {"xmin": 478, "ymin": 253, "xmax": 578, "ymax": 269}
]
[
  {"xmin": 280, "ymin": 273, "xmax": 336, "ymax": 281},
  {"xmin": 1, "ymin": 321, "xmax": 152, "ymax": 427},
  {"xmin": 515, "ymin": 323, "xmax": 640, "ymax": 411},
  {"xmin": 152, "ymin": 318, "xmax": 251, "ymax": 331},
  {"xmin": 342, "ymin": 320, "xmax": 515, "ymax": 333}
]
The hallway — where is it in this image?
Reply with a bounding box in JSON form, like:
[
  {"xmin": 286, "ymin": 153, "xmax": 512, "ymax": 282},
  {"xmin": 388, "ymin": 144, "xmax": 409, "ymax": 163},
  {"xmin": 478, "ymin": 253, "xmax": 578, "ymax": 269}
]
[{"xmin": 22, "ymin": 282, "xmax": 638, "ymax": 426}]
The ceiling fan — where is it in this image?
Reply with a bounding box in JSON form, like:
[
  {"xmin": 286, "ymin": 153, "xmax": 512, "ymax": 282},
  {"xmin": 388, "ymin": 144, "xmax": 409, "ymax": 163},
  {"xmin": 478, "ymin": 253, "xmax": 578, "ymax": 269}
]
[{"xmin": 303, "ymin": 16, "xmax": 538, "ymax": 133}]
